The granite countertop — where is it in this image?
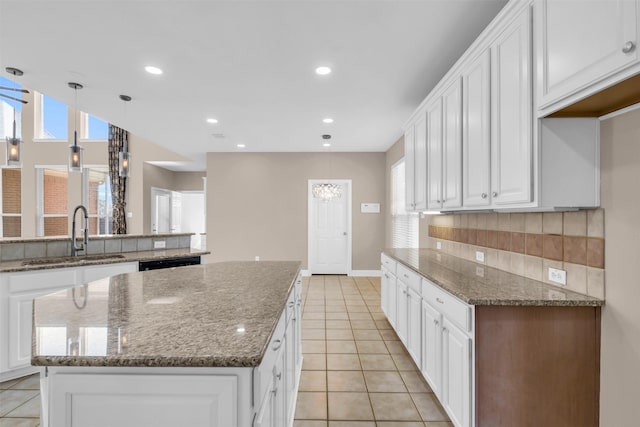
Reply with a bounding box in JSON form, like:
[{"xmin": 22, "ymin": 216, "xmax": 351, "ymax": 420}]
[
  {"xmin": 0, "ymin": 248, "xmax": 210, "ymax": 273},
  {"xmin": 384, "ymin": 248, "xmax": 603, "ymax": 307},
  {"xmin": 32, "ymin": 261, "xmax": 301, "ymax": 368}
]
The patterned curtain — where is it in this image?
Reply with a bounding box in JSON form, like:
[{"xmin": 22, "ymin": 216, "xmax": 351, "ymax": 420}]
[{"xmin": 108, "ymin": 124, "xmax": 128, "ymax": 234}]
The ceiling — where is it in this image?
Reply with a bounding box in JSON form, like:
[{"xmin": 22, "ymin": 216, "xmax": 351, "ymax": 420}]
[{"xmin": 0, "ymin": 0, "xmax": 507, "ymax": 171}]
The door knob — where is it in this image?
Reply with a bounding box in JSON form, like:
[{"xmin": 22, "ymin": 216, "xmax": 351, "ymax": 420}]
[{"xmin": 343, "ymin": 232, "xmax": 347, "ymax": 236}]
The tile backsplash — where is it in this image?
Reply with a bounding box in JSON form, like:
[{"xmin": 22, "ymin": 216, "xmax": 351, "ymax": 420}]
[{"xmin": 423, "ymin": 210, "xmax": 605, "ymax": 299}]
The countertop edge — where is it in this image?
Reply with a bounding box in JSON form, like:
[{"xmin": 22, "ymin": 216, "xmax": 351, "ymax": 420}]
[{"xmin": 383, "ymin": 249, "xmax": 604, "ymax": 307}]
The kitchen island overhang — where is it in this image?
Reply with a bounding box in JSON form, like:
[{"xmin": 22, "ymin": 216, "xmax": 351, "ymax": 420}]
[{"xmin": 32, "ymin": 261, "xmax": 303, "ymax": 427}]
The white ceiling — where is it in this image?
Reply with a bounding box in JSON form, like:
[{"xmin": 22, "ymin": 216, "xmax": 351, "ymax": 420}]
[{"xmin": 0, "ymin": 0, "xmax": 507, "ymax": 171}]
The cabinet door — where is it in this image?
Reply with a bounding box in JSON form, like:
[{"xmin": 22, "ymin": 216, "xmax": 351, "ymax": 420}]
[
  {"xmin": 254, "ymin": 385, "xmax": 273, "ymax": 427},
  {"xmin": 491, "ymin": 8, "xmax": 533, "ymax": 206},
  {"xmin": 442, "ymin": 318, "xmax": 471, "ymax": 427},
  {"xmin": 413, "ymin": 113, "xmax": 428, "ymax": 211},
  {"xmin": 395, "ymin": 280, "xmax": 408, "ymax": 345},
  {"xmin": 285, "ymin": 312, "xmax": 297, "ymax": 425},
  {"xmin": 272, "ymin": 335, "xmax": 287, "ymax": 427},
  {"xmin": 426, "ymin": 98, "xmax": 443, "ymax": 210},
  {"xmin": 387, "ymin": 273, "xmax": 397, "ymax": 328},
  {"xmin": 537, "ymin": 0, "xmax": 638, "ymax": 108},
  {"xmin": 462, "ymin": 50, "xmax": 491, "ymax": 207},
  {"xmin": 295, "ymin": 283, "xmax": 303, "ymax": 374},
  {"xmin": 406, "ymin": 287, "xmax": 422, "ymax": 368},
  {"xmin": 8, "ymin": 291, "xmax": 42, "ymax": 369},
  {"xmin": 442, "ymin": 78, "xmax": 463, "ymax": 209},
  {"xmin": 405, "ymin": 126, "xmax": 416, "ymax": 211},
  {"xmin": 421, "ymin": 300, "xmax": 442, "ymax": 397},
  {"xmin": 381, "ymin": 268, "xmax": 390, "ymax": 317}
]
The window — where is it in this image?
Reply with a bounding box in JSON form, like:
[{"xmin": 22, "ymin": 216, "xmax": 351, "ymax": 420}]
[
  {"xmin": 0, "ymin": 168, "xmax": 22, "ymax": 237},
  {"xmin": 36, "ymin": 167, "xmax": 69, "ymax": 236},
  {"xmin": 83, "ymin": 167, "xmax": 112, "ymax": 235},
  {"xmin": 39, "ymin": 94, "xmax": 68, "ymax": 139},
  {"xmin": 0, "ymin": 76, "xmax": 23, "ymax": 139},
  {"xmin": 391, "ymin": 160, "xmax": 418, "ymax": 248},
  {"xmin": 82, "ymin": 113, "xmax": 109, "ymax": 140}
]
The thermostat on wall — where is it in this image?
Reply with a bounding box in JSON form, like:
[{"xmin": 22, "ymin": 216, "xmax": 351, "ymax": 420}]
[{"xmin": 360, "ymin": 203, "xmax": 380, "ymax": 213}]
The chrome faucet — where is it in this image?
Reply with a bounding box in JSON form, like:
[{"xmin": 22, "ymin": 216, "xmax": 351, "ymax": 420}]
[{"xmin": 71, "ymin": 205, "xmax": 89, "ymax": 256}]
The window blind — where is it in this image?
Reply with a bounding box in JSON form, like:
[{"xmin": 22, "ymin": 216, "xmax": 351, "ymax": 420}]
[{"xmin": 391, "ymin": 160, "xmax": 419, "ymax": 248}]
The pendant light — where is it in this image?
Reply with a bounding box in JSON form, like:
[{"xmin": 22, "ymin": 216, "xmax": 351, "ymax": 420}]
[
  {"xmin": 118, "ymin": 94, "xmax": 132, "ymax": 177},
  {"xmin": 68, "ymin": 82, "xmax": 83, "ymax": 172},
  {"xmin": 2, "ymin": 67, "xmax": 28, "ymax": 167}
]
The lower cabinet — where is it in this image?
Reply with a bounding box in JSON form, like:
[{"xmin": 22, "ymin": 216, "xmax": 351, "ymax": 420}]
[
  {"xmin": 254, "ymin": 276, "xmax": 302, "ymax": 427},
  {"xmin": 441, "ymin": 317, "xmax": 471, "ymax": 427},
  {"xmin": 421, "ymin": 300, "xmax": 442, "ymax": 396},
  {"xmin": 406, "ymin": 287, "xmax": 422, "ymax": 367},
  {"xmin": 395, "ymin": 280, "xmax": 408, "ymax": 344}
]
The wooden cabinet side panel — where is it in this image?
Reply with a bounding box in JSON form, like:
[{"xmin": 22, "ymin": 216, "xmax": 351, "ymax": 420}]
[{"xmin": 475, "ymin": 306, "xmax": 600, "ymax": 427}]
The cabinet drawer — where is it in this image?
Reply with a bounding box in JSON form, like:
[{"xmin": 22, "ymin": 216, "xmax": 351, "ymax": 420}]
[
  {"xmin": 8, "ymin": 268, "xmax": 77, "ymax": 293},
  {"xmin": 422, "ymin": 279, "xmax": 471, "ymax": 333},
  {"xmin": 381, "ymin": 254, "xmax": 397, "ymax": 275},
  {"xmin": 396, "ymin": 264, "xmax": 421, "ymax": 294}
]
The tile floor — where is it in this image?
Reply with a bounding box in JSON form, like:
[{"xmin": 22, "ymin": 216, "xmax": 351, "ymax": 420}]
[
  {"xmin": 295, "ymin": 275, "xmax": 452, "ymax": 427},
  {"xmin": 0, "ymin": 374, "xmax": 41, "ymax": 427},
  {"xmin": 0, "ymin": 275, "xmax": 452, "ymax": 427}
]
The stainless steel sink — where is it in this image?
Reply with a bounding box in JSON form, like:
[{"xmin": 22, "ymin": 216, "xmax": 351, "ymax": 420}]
[{"xmin": 22, "ymin": 254, "xmax": 126, "ymax": 266}]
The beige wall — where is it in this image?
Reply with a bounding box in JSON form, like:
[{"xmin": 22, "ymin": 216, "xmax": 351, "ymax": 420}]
[
  {"xmin": 385, "ymin": 137, "xmax": 404, "ymax": 248},
  {"xmin": 599, "ymin": 108, "xmax": 640, "ymax": 426},
  {"xmin": 206, "ymin": 152, "xmax": 385, "ymax": 271}
]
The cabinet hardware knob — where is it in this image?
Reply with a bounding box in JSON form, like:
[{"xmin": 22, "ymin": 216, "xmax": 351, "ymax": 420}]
[
  {"xmin": 436, "ymin": 200, "xmax": 441, "ymax": 203},
  {"xmin": 272, "ymin": 339, "xmax": 282, "ymax": 351},
  {"xmin": 492, "ymin": 191, "xmax": 498, "ymax": 197},
  {"xmin": 276, "ymin": 372, "xmax": 282, "ymax": 380},
  {"xmin": 443, "ymin": 326, "xmax": 448, "ymax": 332},
  {"xmin": 481, "ymin": 193, "xmax": 487, "ymax": 199},
  {"xmin": 622, "ymin": 41, "xmax": 636, "ymax": 54},
  {"xmin": 288, "ymin": 301, "xmax": 295, "ymax": 308},
  {"xmin": 436, "ymin": 297, "xmax": 444, "ymax": 304},
  {"xmin": 434, "ymin": 319, "xmax": 439, "ymax": 325},
  {"xmin": 404, "ymin": 274, "xmax": 409, "ymax": 278}
]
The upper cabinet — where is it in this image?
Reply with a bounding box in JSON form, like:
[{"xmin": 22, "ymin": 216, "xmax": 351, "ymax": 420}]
[
  {"xmin": 405, "ymin": 114, "xmax": 427, "ymax": 211},
  {"xmin": 536, "ymin": 0, "xmax": 639, "ymax": 112},
  {"xmin": 404, "ymin": 0, "xmax": 602, "ymax": 213}
]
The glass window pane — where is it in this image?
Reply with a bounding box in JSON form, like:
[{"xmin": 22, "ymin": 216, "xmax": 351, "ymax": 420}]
[
  {"xmin": 41, "ymin": 95, "xmax": 68, "ymax": 139},
  {"xmin": 85, "ymin": 168, "xmax": 112, "ymax": 235},
  {"xmin": 0, "ymin": 76, "xmax": 23, "ymax": 139},
  {"xmin": 2, "ymin": 169, "xmax": 21, "ymax": 214},
  {"xmin": 2, "ymin": 217, "xmax": 21, "ymax": 237},
  {"xmin": 44, "ymin": 217, "xmax": 67, "ymax": 236},
  {"xmin": 43, "ymin": 169, "xmax": 68, "ymax": 215},
  {"xmin": 87, "ymin": 115, "xmax": 108, "ymax": 139}
]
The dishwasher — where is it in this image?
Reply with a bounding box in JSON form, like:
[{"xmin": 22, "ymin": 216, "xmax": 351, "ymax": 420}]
[{"xmin": 138, "ymin": 255, "xmax": 201, "ymax": 271}]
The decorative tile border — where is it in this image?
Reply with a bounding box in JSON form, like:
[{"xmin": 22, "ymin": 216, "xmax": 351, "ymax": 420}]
[{"xmin": 428, "ymin": 225, "xmax": 604, "ymax": 268}]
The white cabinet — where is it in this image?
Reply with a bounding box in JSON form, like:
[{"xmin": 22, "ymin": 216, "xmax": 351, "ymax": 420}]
[
  {"xmin": 1, "ymin": 262, "xmax": 138, "ymax": 381},
  {"xmin": 490, "ymin": 7, "xmax": 533, "ymax": 206},
  {"xmin": 426, "ymin": 78, "xmax": 463, "ymax": 211},
  {"xmin": 405, "ymin": 113, "xmax": 428, "ymax": 211},
  {"xmin": 462, "ymin": 50, "xmax": 492, "ymax": 208},
  {"xmin": 406, "ymin": 287, "xmax": 422, "ymax": 367},
  {"xmin": 396, "ymin": 280, "xmax": 408, "ymax": 344},
  {"xmin": 441, "ymin": 317, "xmax": 472, "ymax": 427},
  {"xmin": 421, "ymin": 300, "xmax": 442, "ymax": 396},
  {"xmin": 536, "ymin": 0, "xmax": 639, "ymax": 110}
]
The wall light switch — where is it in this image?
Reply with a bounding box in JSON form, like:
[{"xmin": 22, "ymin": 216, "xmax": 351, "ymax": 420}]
[
  {"xmin": 126, "ymin": 212, "xmax": 133, "ymax": 218},
  {"xmin": 475, "ymin": 251, "xmax": 485, "ymax": 264},
  {"xmin": 154, "ymin": 240, "xmax": 166, "ymax": 249},
  {"xmin": 548, "ymin": 267, "xmax": 567, "ymax": 285}
]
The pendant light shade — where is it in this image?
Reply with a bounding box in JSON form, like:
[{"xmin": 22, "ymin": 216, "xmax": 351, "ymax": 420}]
[
  {"xmin": 68, "ymin": 82, "xmax": 83, "ymax": 173},
  {"xmin": 118, "ymin": 94, "xmax": 132, "ymax": 177},
  {"xmin": 6, "ymin": 109, "xmax": 21, "ymax": 167}
]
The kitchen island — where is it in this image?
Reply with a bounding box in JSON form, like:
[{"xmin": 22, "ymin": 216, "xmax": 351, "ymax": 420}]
[{"xmin": 32, "ymin": 261, "xmax": 302, "ymax": 427}]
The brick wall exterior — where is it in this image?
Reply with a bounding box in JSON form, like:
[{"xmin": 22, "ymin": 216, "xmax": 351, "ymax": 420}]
[
  {"xmin": 2, "ymin": 169, "xmax": 21, "ymax": 237},
  {"xmin": 43, "ymin": 171, "xmax": 68, "ymax": 235}
]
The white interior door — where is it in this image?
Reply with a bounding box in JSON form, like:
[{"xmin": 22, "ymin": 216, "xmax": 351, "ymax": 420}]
[
  {"xmin": 151, "ymin": 188, "xmax": 171, "ymax": 233},
  {"xmin": 308, "ymin": 180, "xmax": 351, "ymax": 275}
]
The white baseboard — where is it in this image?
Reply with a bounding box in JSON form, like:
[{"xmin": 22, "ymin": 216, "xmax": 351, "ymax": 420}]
[{"xmin": 350, "ymin": 270, "xmax": 382, "ymax": 277}]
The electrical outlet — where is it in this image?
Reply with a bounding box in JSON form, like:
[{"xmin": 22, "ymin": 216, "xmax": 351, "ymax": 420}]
[
  {"xmin": 153, "ymin": 240, "xmax": 166, "ymax": 249},
  {"xmin": 548, "ymin": 267, "xmax": 567, "ymax": 285},
  {"xmin": 475, "ymin": 251, "xmax": 485, "ymax": 263},
  {"xmin": 436, "ymin": 241, "xmax": 442, "ymax": 250},
  {"xmin": 255, "ymin": 256, "xmax": 260, "ymax": 261}
]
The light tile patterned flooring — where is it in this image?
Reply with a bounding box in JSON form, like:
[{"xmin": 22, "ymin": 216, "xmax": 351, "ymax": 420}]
[
  {"xmin": 295, "ymin": 275, "xmax": 452, "ymax": 427},
  {"xmin": 0, "ymin": 275, "xmax": 452, "ymax": 427}
]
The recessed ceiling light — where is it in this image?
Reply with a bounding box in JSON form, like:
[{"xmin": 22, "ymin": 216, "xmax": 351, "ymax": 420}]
[
  {"xmin": 206, "ymin": 118, "xmax": 218, "ymax": 124},
  {"xmin": 323, "ymin": 143, "xmax": 331, "ymax": 147},
  {"xmin": 323, "ymin": 118, "xmax": 334, "ymax": 124},
  {"xmin": 144, "ymin": 66, "xmax": 163, "ymax": 75},
  {"xmin": 237, "ymin": 144, "xmax": 246, "ymax": 148},
  {"xmin": 315, "ymin": 66, "xmax": 331, "ymax": 75}
]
